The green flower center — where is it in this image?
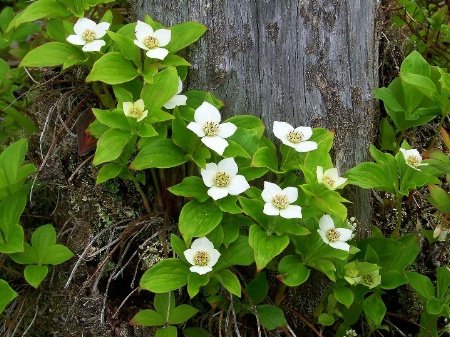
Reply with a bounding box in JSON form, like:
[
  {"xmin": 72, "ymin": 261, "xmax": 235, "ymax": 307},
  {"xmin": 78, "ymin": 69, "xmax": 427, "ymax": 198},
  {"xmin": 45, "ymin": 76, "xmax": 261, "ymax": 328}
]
[
  {"xmin": 272, "ymin": 194, "xmax": 290, "ymax": 209},
  {"xmin": 287, "ymin": 130, "xmax": 304, "ymax": 143},
  {"xmin": 129, "ymin": 107, "xmax": 143, "ymax": 119},
  {"xmin": 406, "ymin": 156, "xmax": 420, "ymax": 167},
  {"xmin": 214, "ymin": 172, "xmax": 230, "ymax": 187},
  {"xmin": 194, "ymin": 250, "xmax": 210, "ymax": 266},
  {"xmin": 345, "ymin": 267, "xmax": 358, "ymax": 278},
  {"xmin": 203, "ymin": 121, "xmax": 220, "ymax": 136},
  {"xmin": 323, "ymin": 176, "xmax": 336, "ymax": 187},
  {"xmin": 144, "ymin": 36, "xmax": 159, "ymax": 49},
  {"xmin": 82, "ymin": 29, "xmax": 96, "ymax": 42},
  {"xmin": 326, "ymin": 228, "xmax": 341, "ymax": 242},
  {"xmin": 361, "ymin": 274, "xmax": 373, "ymax": 286}
]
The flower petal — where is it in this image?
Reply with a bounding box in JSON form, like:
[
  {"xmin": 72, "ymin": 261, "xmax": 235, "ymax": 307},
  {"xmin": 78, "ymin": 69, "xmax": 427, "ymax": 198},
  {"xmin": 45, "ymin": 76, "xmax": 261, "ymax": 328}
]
[
  {"xmin": 195, "ymin": 102, "xmax": 221, "ymax": 124},
  {"xmin": 217, "ymin": 122, "xmax": 237, "ymax": 139},
  {"xmin": 187, "ymin": 122, "xmax": 206, "ymax": 137},
  {"xmin": 163, "ymin": 94, "xmax": 187, "ymax": 109},
  {"xmin": 201, "ymin": 136, "xmax": 228, "ymax": 155},
  {"xmin": 184, "ymin": 248, "xmax": 196, "ymax": 265},
  {"xmin": 294, "ymin": 126, "xmax": 313, "ymax": 140},
  {"xmin": 94, "ymin": 22, "xmax": 110, "ymax": 38},
  {"xmin": 82, "ymin": 40, "xmax": 105, "ymax": 52},
  {"xmin": 191, "ymin": 237, "xmax": 215, "ymax": 251},
  {"xmin": 263, "ymin": 203, "xmax": 280, "ymax": 216},
  {"xmin": 317, "ymin": 228, "xmax": 330, "ymax": 244},
  {"xmin": 294, "ymin": 141, "xmax": 318, "ymax": 152},
  {"xmin": 280, "ymin": 205, "xmax": 302, "ymax": 219},
  {"xmin": 66, "ymin": 34, "xmax": 86, "ymax": 46},
  {"xmin": 134, "ymin": 99, "xmax": 145, "ymax": 111},
  {"xmin": 334, "ymin": 177, "xmax": 347, "ymax": 188},
  {"xmin": 324, "ymin": 168, "xmax": 339, "ymax": 180},
  {"xmin": 207, "ymin": 186, "xmax": 229, "ymax": 200},
  {"xmin": 336, "ymin": 228, "xmax": 353, "ymax": 242},
  {"xmin": 227, "ymin": 175, "xmax": 250, "ymax": 195},
  {"xmin": 201, "ymin": 163, "xmax": 217, "ymax": 187},
  {"xmin": 329, "ymin": 241, "xmax": 350, "ymax": 251},
  {"xmin": 134, "ymin": 39, "xmax": 149, "ymax": 50},
  {"xmin": 153, "ymin": 29, "xmax": 171, "ymax": 46},
  {"xmin": 316, "ymin": 166, "xmax": 324, "ymax": 182},
  {"xmin": 217, "ymin": 158, "xmax": 238, "ymax": 176},
  {"xmin": 207, "ymin": 249, "xmax": 221, "ymax": 267},
  {"xmin": 136, "ymin": 110, "xmax": 148, "ymax": 122},
  {"xmin": 135, "ymin": 20, "xmax": 153, "ymax": 41},
  {"xmin": 319, "ymin": 214, "xmax": 335, "ymax": 232},
  {"xmin": 282, "ymin": 187, "xmax": 298, "ymax": 203},
  {"xmin": 273, "ymin": 121, "xmax": 293, "ymax": 142},
  {"xmin": 190, "ymin": 265, "xmax": 212, "ymax": 275},
  {"xmin": 74, "ymin": 18, "xmax": 96, "ymax": 36},
  {"xmin": 261, "ymin": 181, "xmax": 282, "ymax": 202},
  {"xmin": 146, "ymin": 47, "xmax": 169, "ymax": 60},
  {"xmin": 123, "ymin": 102, "xmax": 133, "ymax": 115},
  {"xmin": 177, "ymin": 77, "xmax": 183, "ymax": 94}
]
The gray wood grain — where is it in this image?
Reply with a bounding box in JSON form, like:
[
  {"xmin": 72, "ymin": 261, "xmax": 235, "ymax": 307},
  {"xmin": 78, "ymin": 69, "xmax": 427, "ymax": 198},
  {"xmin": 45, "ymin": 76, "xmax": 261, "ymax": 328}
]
[{"xmin": 135, "ymin": 0, "xmax": 378, "ymax": 226}]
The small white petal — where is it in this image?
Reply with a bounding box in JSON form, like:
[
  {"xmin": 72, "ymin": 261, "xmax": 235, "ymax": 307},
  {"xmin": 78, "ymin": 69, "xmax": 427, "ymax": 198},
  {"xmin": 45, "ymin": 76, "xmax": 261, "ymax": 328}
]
[
  {"xmin": 136, "ymin": 110, "xmax": 148, "ymax": 122},
  {"xmin": 134, "ymin": 99, "xmax": 145, "ymax": 111},
  {"xmin": 82, "ymin": 40, "xmax": 105, "ymax": 52},
  {"xmin": 201, "ymin": 163, "xmax": 217, "ymax": 187},
  {"xmin": 123, "ymin": 102, "xmax": 133, "ymax": 115},
  {"xmin": 208, "ymin": 186, "xmax": 229, "ymax": 200},
  {"xmin": 146, "ymin": 47, "xmax": 169, "ymax": 60},
  {"xmin": 217, "ymin": 158, "xmax": 238, "ymax": 177},
  {"xmin": 317, "ymin": 166, "xmax": 324, "ymax": 182},
  {"xmin": 319, "ymin": 214, "xmax": 335, "ymax": 232},
  {"xmin": 191, "ymin": 237, "xmax": 215, "ymax": 251},
  {"xmin": 190, "ymin": 265, "xmax": 212, "ymax": 275},
  {"xmin": 135, "ymin": 20, "xmax": 154, "ymax": 41},
  {"xmin": 336, "ymin": 228, "xmax": 353, "ymax": 242},
  {"xmin": 201, "ymin": 136, "xmax": 229, "ymax": 155},
  {"xmin": 187, "ymin": 122, "xmax": 206, "ymax": 137},
  {"xmin": 294, "ymin": 126, "xmax": 313, "ymax": 140},
  {"xmin": 163, "ymin": 95, "xmax": 187, "ymax": 109},
  {"xmin": 325, "ymin": 168, "xmax": 339, "ymax": 180},
  {"xmin": 208, "ymin": 249, "xmax": 221, "ymax": 267},
  {"xmin": 282, "ymin": 187, "xmax": 298, "ymax": 203},
  {"xmin": 273, "ymin": 121, "xmax": 293, "ymax": 141},
  {"xmin": 195, "ymin": 102, "xmax": 221, "ymax": 125},
  {"xmin": 74, "ymin": 18, "xmax": 96, "ymax": 36},
  {"xmin": 177, "ymin": 77, "xmax": 183, "ymax": 94},
  {"xmin": 227, "ymin": 175, "xmax": 250, "ymax": 195},
  {"xmin": 317, "ymin": 228, "xmax": 330, "ymax": 244},
  {"xmin": 264, "ymin": 203, "xmax": 281, "ymax": 216},
  {"xmin": 153, "ymin": 29, "xmax": 171, "ymax": 46},
  {"xmin": 217, "ymin": 123, "xmax": 237, "ymax": 139},
  {"xmin": 134, "ymin": 39, "xmax": 149, "ymax": 50},
  {"xmin": 329, "ymin": 241, "xmax": 350, "ymax": 251},
  {"xmin": 94, "ymin": 22, "xmax": 110, "ymax": 38},
  {"xmin": 67, "ymin": 34, "xmax": 86, "ymax": 45},
  {"xmin": 183, "ymin": 248, "xmax": 196, "ymax": 265},
  {"xmin": 261, "ymin": 182, "xmax": 282, "ymax": 202},
  {"xmin": 334, "ymin": 177, "xmax": 347, "ymax": 188},
  {"xmin": 280, "ymin": 205, "xmax": 302, "ymax": 219},
  {"xmin": 294, "ymin": 141, "xmax": 318, "ymax": 152}
]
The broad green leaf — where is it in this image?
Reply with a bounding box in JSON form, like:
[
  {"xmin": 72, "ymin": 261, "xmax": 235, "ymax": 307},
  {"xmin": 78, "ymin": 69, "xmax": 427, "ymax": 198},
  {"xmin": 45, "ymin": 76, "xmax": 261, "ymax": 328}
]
[
  {"xmin": 0, "ymin": 193, "xmax": 27, "ymax": 239},
  {"xmin": 170, "ymin": 234, "xmax": 188, "ymax": 263},
  {"xmin": 92, "ymin": 108, "xmax": 133, "ymax": 131},
  {"xmin": 141, "ymin": 67, "xmax": 179, "ymax": 112},
  {"xmin": 155, "ymin": 326, "xmax": 177, "ymax": 337},
  {"xmin": 345, "ymin": 162, "xmax": 395, "ymax": 194},
  {"xmin": 318, "ymin": 313, "xmax": 335, "ymax": 326},
  {"xmin": 401, "ymin": 73, "xmax": 438, "ymax": 99},
  {"xmin": 93, "ymin": 129, "xmax": 133, "ymax": 166},
  {"xmin": 251, "ymin": 147, "xmax": 279, "ymax": 172},
  {"xmin": 334, "ymin": 286, "xmax": 354, "ymax": 308},
  {"xmin": 249, "ymin": 225, "xmax": 289, "ymax": 271},
  {"xmin": 187, "ymin": 272, "xmax": 208, "ymax": 298},
  {"xmin": 426, "ymin": 297, "xmax": 442, "ymax": 315},
  {"xmin": 256, "ymin": 305, "xmax": 287, "ymax": 330},
  {"xmin": 183, "ymin": 327, "xmax": 211, "ymax": 337},
  {"xmin": 428, "ymin": 184, "xmax": 450, "ymax": 213},
  {"xmin": 380, "ymin": 118, "xmax": 397, "ymax": 151},
  {"xmin": 41, "ymin": 244, "xmax": 74, "ymax": 265},
  {"xmin": 214, "ymin": 235, "xmax": 254, "ymax": 270},
  {"xmin": 140, "ymin": 258, "xmax": 190, "ymax": 293},
  {"xmin": 215, "ymin": 269, "xmax": 241, "ymax": 297},
  {"xmin": 169, "ymin": 304, "xmax": 199, "ymax": 325},
  {"xmin": 225, "ymin": 115, "xmax": 265, "ymax": 138},
  {"xmin": 245, "ymin": 272, "xmax": 268, "ymax": 305},
  {"xmin": 362, "ymin": 293, "xmax": 386, "ymax": 327},
  {"xmin": 154, "ymin": 292, "xmax": 175, "ymax": 320},
  {"xmin": 129, "ymin": 309, "xmax": 165, "ymax": 326},
  {"xmin": 277, "ymin": 255, "xmax": 310, "ymax": 287},
  {"xmin": 301, "ymin": 184, "xmax": 348, "ymax": 221},
  {"xmin": 108, "ymin": 31, "xmax": 141, "ymax": 67},
  {"xmin": 96, "ymin": 163, "xmax": 123, "ymax": 184},
  {"xmin": 178, "ymin": 199, "xmax": 222, "ymax": 243},
  {"xmin": 400, "ymin": 51, "xmax": 431, "ymax": 78},
  {"xmin": 380, "ymin": 270, "xmax": 408, "ymax": 289},
  {"xmin": 0, "ymin": 139, "xmax": 28, "ymax": 185},
  {"xmin": 86, "ymin": 52, "xmax": 139, "ymax": 85},
  {"xmin": 0, "ymin": 279, "xmax": 18, "ymax": 313},
  {"xmin": 168, "ymin": 177, "xmax": 209, "ymax": 202},
  {"xmin": 239, "ymin": 197, "xmax": 268, "ymax": 228},
  {"xmin": 404, "ymin": 271, "xmax": 435, "ymax": 300},
  {"xmin": 130, "ymin": 139, "xmax": 186, "ymax": 170},
  {"xmin": 167, "ymin": 21, "xmax": 207, "ymax": 52},
  {"xmin": 437, "ymin": 266, "xmax": 450, "ymax": 300},
  {"xmin": 138, "ymin": 123, "xmax": 158, "ymax": 138},
  {"xmin": 215, "ymin": 195, "xmax": 242, "ymax": 214},
  {"xmin": 24, "ymin": 265, "xmax": 48, "ymax": 289},
  {"xmin": 20, "ymin": 42, "xmax": 85, "ymax": 68},
  {"xmin": 307, "ymin": 258, "xmax": 336, "ymax": 281}
]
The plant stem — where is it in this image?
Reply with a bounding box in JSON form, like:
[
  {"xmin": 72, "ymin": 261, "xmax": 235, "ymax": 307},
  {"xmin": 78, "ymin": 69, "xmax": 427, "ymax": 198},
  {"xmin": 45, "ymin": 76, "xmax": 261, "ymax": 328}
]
[
  {"xmin": 150, "ymin": 168, "xmax": 164, "ymax": 209},
  {"xmin": 427, "ymin": 114, "xmax": 446, "ymax": 150},
  {"xmin": 132, "ymin": 178, "xmax": 151, "ymax": 214},
  {"xmin": 396, "ymin": 128, "xmax": 407, "ymax": 150},
  {"xmin": 392, "ymin": 194, "xmax": 403, "ymax": 239}
]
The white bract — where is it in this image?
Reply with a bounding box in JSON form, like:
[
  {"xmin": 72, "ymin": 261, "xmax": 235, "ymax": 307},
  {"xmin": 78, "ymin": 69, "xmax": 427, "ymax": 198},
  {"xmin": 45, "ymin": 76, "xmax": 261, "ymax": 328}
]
[
  {"xmin": 163, "ymin": 77, "xmax": 187, "ymax": 109},
  {"xmin": 261, "ymin": 182, "xmax": 302, "ymax": 219},
  {"xmin": 184, "ymin": 237, "xmax": 220, "ymax": 275},
  {"xmin": 433, "ymin": 224, "xmax": 448, "ymax": 241},
  {"xmin": 400, "ymin": 148, "xmax": 427, "ymax": 170},
  {"xmin": 317, "ymin": 166, "xmax": 347, "ymax": 190},
  {"xmin": 134, "ymin": 20, "xmax": 171, "ymax": 60},
  {"xmin": 201, "ymin": 157, "xmax": 249, "ymax": 200},
  {"xmin": 317, "ymin": 214, "xmax": 353, "ymax": 251},
  {"xmin": 123, "ymin": 99, "xmax": 148, "ymax": 122},
  {"xmin": 273, "ymin": 121, "xmax": 317, "ymax": 152},
  {"xmin": 187, "ymin": 102, "xmax": 237, "ymax": 155},
  {"xmin": 66, "ymin": 18, "xmax": 110, "ymax": 52}
]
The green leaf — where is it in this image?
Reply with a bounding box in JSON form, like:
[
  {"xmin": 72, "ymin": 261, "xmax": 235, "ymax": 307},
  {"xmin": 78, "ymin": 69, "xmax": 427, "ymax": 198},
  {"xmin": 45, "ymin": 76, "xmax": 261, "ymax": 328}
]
[
  {"xmin": 428, "ymin": 184, "xmax": 450, "ymax": 213},
  {"xmin": 380, "ymin": 118, "xmax": 397, "ymax": 151},
  {"xmin": 20, "ymin": 42, "xmax": 84, "ymax": 68},
  {"xmin": 0, "ymin": 279, "xmax": 18, "ymax": 313},
  {"xmin": 24, "ymin": 265, "xmax": 48, "ymax": 289},
  {"xmin": 93, "ymin": 129, "xmax": 133, "ymax": 166},
  {"xmin": 333, "ymin": 286, "xmax": 354, "ymax": 308},
  {"xmin": 437, "ymin": 266, "xmax": 450, "ymax": 300},
  {"xmin": 245, "ymin": 272, "xmax": 268, "ymax": 305},
  {"xmin": 400, "ymin": 51, "xmax": 431, "ymax": 78},
  {"xmin": 301, "ymin": 184, "xmax": 348, "ymax": 221},
  {"xmin": 141, "ymin": 67, "xmax": 179, "ymax": 113},
  {"xmin": 154, "ymin": 292, "xmax": 175, "ymax": 320},
  {"xmin": 307, "ymin": 258, "xmax": 336, "ymax": 281},
  {"xmin": 0, "ymin": 224, "xmax": 24, "ymax": 254},
  {"xmin": 404, "ymin": 271, "xmax": 435, "ymax": 300},
  {"xmin": 168, "ymin": 177, "xmax": 209, "ymax": 202},
  {"xmin": 96, "ymin": 163, "xmax": 123, "ymax": 184},
  {"xmin": 239, "ymin": 197, "xmax": 268, "ymax": 228},
  {"xmin": 318, "ymin": 313, "xmax": 335, "ymax": 326},
  {"xmin": 129, "ymin": 309, "xmax": 166, "ymax": 326},
  {"xmin": 251, "ymin": 147, "xmax": 279, "ymax": 172},
  {"xmin": 277, "ymin": 255, "xmax": 310, "ymax": 287},
  {"xmin": 183, "ymin": 327, "xmax": 211, "ymax": 337},
  {"xmin": 215, "ymin": 195, "xmax": 242, "ymax": 214},
  {"xmin": 108, "ymin": 31, "xmax": 141, "ymax": 67},
  {"xmin": 380, "ymin": 270, "xmax": 408, "ymax": 289},
  {"xmin": 155, "ymin": 326, "xmax": 178, "ymax": 337},
  {"xmin": 256, "ymin": 305, "xmax": 287, "ymax": 330},
  {"xmin": 0, "ymin": 138, "xmax": 28, "ymax": 185},
  {"xmin": 215, "ymin": 269, "xmax": 241, "ymax": 297},
  {"xmin": 41, "ymin": 244, "xmax": 74, "ymax": 265},
  {"xmin": 92, "ymin": 108, "xmax": 133, "ymax": 131},
  {"xmin": 171, "ymin": 234, "xmax": 188, "ymax": 263},
  {"xmin": 345, "ymin": 162, "xmax": 396, "ymax": 194},
  {"xmin": 178, "ymin": 199, "xmax": 222, "ymax": 243},
  {"xmin": 86, "ymin": 52, "xmax": 139, "ymax": 85},
  {"xmin": 214, "ymin": 236, "xmax": 254, "ymax": 270},
  {"xmin": 187, "ymin": 272, "xmax": 209, "ymax": 298},
  {"xmin": 167, "ymin": 21, "xmax": 207, "ymax": 52},
  {"xmin": 362, "ymin": 293, "xmax": 386, "ymax": 327},
  {"xmin": 140, "ymin": 258, "xmax": 190, "ymax": 293},
  {"xmin": 130, "ymin": 139, "xmax": 186, "ymax": 169},
  {"xmin": 0, "ymin": 192, "xmax": 26, "ymax": 244},
  {"xmin": 169, "ymin": 304, "xmax": 199, "ymax": 325},
  {"xmin": 249, "ymin": 225, "xmax": 289, "ymax": 271},
  {"xmin": 426, "ymin": 297, "xmax": 442, "ymax": 315}
]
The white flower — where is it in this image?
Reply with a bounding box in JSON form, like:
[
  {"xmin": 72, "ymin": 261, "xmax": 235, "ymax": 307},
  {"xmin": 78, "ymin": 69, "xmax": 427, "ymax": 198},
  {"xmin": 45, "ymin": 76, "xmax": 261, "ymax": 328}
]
[
  {"xmin": 261, "ymin": 182, "xmax": 302, "ymax": 219},
  {"xmin": 400, "ymin": 148, "xmax": 428, "ymax": 170},
  {"xmin": 273, "ymin": 121, "xmax": 318, "ymax": 152},
  {"xmin": 66, "ymin": 18, "xmax": 110, "ymax": 52},
  {"xmin": 317, "ymin": 166, "xmax": 347, "ymax": 190},
  {"xmin": 345, "ymin": 329, "xmax": 358, "ymax": 337},
  {"xmin": 187, "ymin": 102, "xmax": 237, "ymax": 155},
  {"xmin": 433, "ymin": 224, "xmax": 448, "ymax": 241},
  {"xmin": 184, "ymin": 237, "xmax": 220, "ymax": 275},
  {"xmin": 134, "ymin": 20, "xmax": 171, "ymax": 60},
  {"xmin": 163, "ymin": 77, "xmax": 187, "ymax": 109},
  {"xmin": 317, "ymin": 214, "xmax": 353, "ymax": 251},
  {"xmin": 201, "ymin": 158, "xmax": 249, "ymax": 200},
  {"xmin": 123, "ymin": 99, "xmax": 148, "ymax": 122}
]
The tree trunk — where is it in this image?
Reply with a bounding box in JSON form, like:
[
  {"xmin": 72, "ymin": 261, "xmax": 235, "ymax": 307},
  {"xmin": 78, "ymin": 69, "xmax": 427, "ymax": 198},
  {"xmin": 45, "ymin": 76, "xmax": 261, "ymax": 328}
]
[{"xmin": 136, "ymin": 0, "xmax": 379, "ymax": 227}]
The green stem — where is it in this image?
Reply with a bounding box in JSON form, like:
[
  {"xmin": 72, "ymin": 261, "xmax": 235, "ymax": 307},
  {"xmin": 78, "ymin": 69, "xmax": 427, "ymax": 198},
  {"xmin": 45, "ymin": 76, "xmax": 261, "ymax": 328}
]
[
  {"xmin": 396, "ymin": 128, "xmax": 407, "ymax": 150},
  {"xmin": 132, "ymin": 177, "xmax": 151, "ymax": 214},
  {"xmin": 427, "ymin": 114, "xmax": 446, "ymax": 150},
  {"xmin": 392, "ymin": 194, "xmax": 403, "ymax": 239},
  {"xmin": 150, "ymin": 168, "xmax": 164, "ymax": 209}
]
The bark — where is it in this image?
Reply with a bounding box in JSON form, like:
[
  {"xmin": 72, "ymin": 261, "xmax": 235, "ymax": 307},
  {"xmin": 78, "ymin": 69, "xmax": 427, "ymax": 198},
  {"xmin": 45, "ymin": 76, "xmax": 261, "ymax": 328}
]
[{"xmin": 135, "ymin": 0, "xmax": 379, "ymax": 227}]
